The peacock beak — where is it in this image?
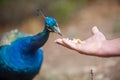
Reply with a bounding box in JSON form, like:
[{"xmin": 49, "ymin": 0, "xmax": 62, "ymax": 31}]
[{"xmin": 53, "ymin": 26, "xmax": 62, "ymax": 36}]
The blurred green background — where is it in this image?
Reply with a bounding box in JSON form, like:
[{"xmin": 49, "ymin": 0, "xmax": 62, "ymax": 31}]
[{"xmin": 0, "ymin": 0, "xmax": 120, "ymax": 80}]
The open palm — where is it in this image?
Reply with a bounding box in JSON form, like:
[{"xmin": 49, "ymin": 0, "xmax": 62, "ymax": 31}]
[{"xmin": 55, "ymin": 27, "xmax": 106, "ymax": 57}]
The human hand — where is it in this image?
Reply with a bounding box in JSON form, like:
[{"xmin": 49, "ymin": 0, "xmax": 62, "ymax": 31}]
[{"xmin": 55, "ymin": 26, "xmax": 107, "ymax": 57}]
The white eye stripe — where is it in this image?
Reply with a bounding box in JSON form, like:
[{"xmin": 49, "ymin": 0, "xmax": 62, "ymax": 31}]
[{"xmin": 47, "ymin": 27, "xmax": 54, "ymax": 32}]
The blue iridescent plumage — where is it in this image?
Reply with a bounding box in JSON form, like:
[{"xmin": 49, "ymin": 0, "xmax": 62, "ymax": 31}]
[{"xmin": 0, "ymin": 10, "xmax": 61, "ymax": 80}]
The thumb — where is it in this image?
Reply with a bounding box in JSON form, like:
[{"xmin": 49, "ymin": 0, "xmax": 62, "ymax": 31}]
[{"xmin": 92, "ymin": 26, "xmax": 100, "ymax": 34}]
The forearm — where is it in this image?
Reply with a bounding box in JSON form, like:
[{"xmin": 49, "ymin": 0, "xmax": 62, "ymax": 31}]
[{"xmin": 99, "ymin": 38, "xmax": 120, "ymax": 57}]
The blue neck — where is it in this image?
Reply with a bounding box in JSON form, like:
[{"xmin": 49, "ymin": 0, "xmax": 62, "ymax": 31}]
[
  {"xmin": 30, "ymin": 26, "xmax": 50, "ymax": 51},
  {"xmin": 9, "ymin": 26, "xmax": 50, "ymax": 54}
]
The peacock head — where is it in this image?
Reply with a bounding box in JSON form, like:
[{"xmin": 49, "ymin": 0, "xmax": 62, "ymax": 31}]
[{"xmin": 45, "ymin": 17, "xmax": 62, "ymax": 36}]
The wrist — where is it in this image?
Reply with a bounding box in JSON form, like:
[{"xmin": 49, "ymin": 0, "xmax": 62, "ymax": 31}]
[{"xmin": 98, "ymin": 40, "xmax": 110, "ymax": 57}]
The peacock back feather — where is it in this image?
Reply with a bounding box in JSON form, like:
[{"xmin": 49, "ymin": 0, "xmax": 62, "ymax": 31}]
[{"xmin": 0, "ymin": 29, "xmax": 28, "ymax": 46}]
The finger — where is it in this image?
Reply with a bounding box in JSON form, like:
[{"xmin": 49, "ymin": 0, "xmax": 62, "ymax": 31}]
[
  {"xmin": 92, "ymin": 26, "xmax": 100, "ymax": 35},
  {"xmin": 54, "ymin": 38, "xmax": 73, "ymax": 49},
  {"xmin": 54, "ymin": 38, "xmax": 64, "ymax": 44},
  {"xmin": 62, "ymin": 39, "xmax": 80, "ymax": 50}
]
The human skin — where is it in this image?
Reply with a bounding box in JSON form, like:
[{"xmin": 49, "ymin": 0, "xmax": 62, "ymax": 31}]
[{"xmin": 55, "ymin": 26, "xmax": 120, "ymax": 57}]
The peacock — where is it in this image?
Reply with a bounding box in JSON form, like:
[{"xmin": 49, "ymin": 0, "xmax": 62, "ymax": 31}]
[{"xmin": 0, "ymin": 10, "xmax": 62, "ymax": 80}]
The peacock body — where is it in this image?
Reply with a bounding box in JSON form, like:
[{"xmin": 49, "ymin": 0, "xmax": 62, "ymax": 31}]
[{"xmin": 0, "ymin": 11, "xmax": 61, "ymax": 80}]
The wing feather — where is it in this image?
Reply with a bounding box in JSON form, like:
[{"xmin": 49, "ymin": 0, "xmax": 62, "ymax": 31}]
[{"xmin": 0, "ymin": 29, "xmax": 28, "ymax": 46}]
